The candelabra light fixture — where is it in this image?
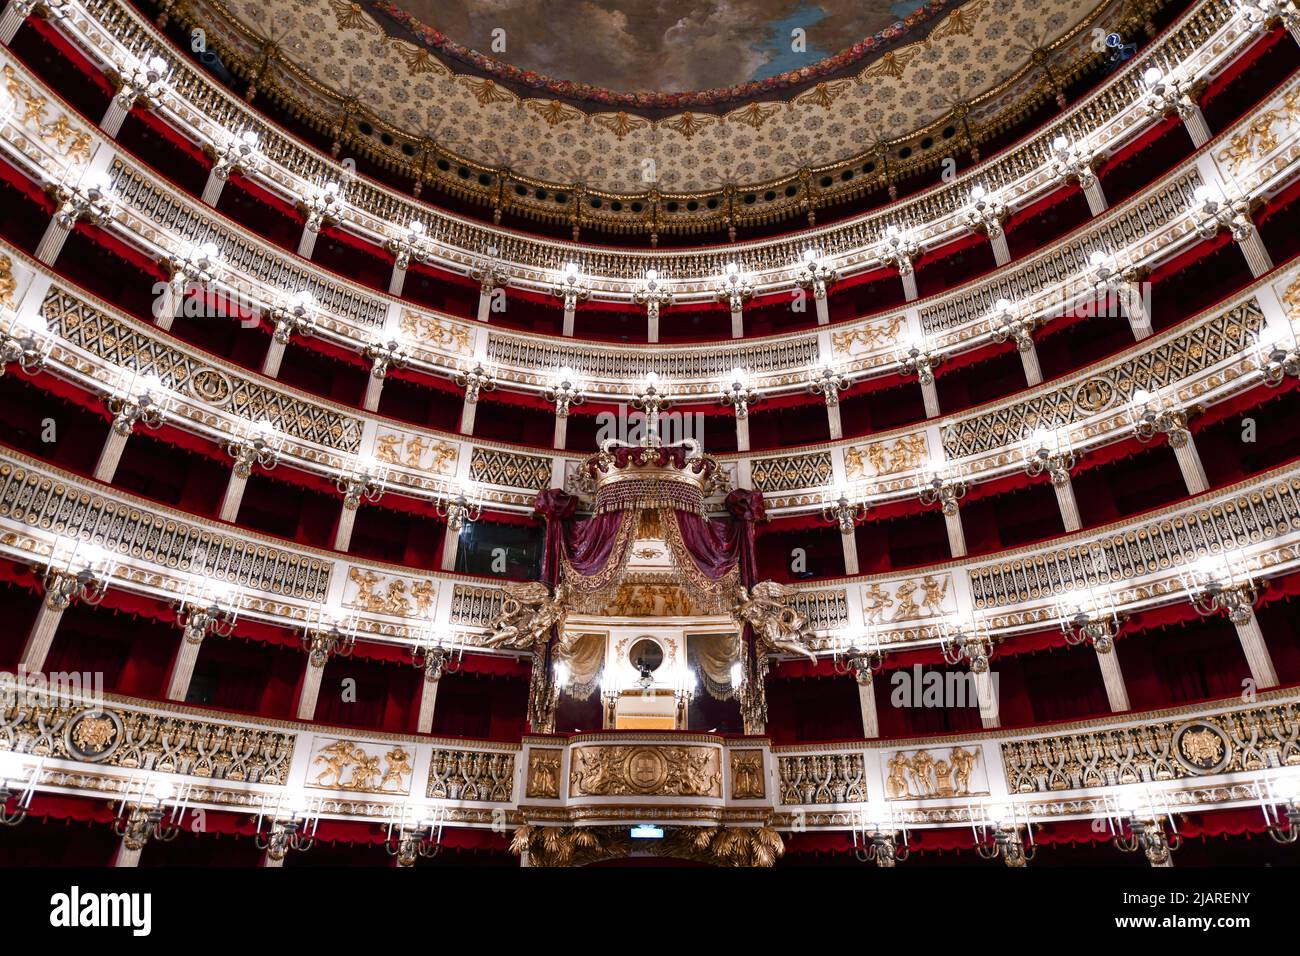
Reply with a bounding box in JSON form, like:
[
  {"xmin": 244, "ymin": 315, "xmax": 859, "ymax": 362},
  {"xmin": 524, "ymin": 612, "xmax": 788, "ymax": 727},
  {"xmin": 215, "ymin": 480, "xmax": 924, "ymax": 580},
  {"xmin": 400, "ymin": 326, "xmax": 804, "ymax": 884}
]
[
  {"xmin": 715, "ymin": 262, "xmax": 755, "ymax": 312},
  {"xmin": 822, "ymin": 486, "xmax": 869, "ymax": 535},
  {"xmin": 413, "ymin": 624, "xmax": 462, "ymax": 681},
  {"xmin": 852, "ymin": 801, "xmax": 910, "ymax": 866},
  {"xmin": 1055, "ymin": 581, "xmax": 1122, "ymax": 651},
  {"xmin": 209, "ymin": 128, "xmax": 260, "ymax": 181},
  {"xmin": 544, "ymin": 366, "xmax": 585, "ymax": 418},
  {"xmin": 39, "ymin": 538, "xmax": 114, "ymax": 611},
  {"xmin": 721, "ymin": 366, "xmax": 759, "ymax": 419},
  {"xmin": 255, "ymin": 792, "xmax": 319, "ymax": 862},
  {"xmin": 799, "ymin": 247, "xmax": 837, "ymax": 299},
  {"xmin": 455, "ymin": 361, "xmax": 497, "ymax": 404},
  {"xmin": 269, "ymin": 289, "xmax": 318, "ymax": 344},
  {"xmin": 917, "ymin": 456, "xmax": 967, "ymax": 516},
  {"xmin": 961, "ymin": 184, "xmax": 1007, "ymax": 238},
  {"xmin": 1047, "ymin": 133, "xmax": 1097, "ymax": 188},
  {"xmin": 878, "ymin": 223, "xmax": 920, "ymax": 275},
  {"xmin": 364, "ymin": 334, "xmax": 411, "ymax": 379},
  {"xmin": 0, "ymin": 751, "xmax": 40, "ymax": 826},
  {"xmin": 807, "ymin": 363, "xmax": 850, "ymax": 406},
  {"xmin": 1258, "ymin": 774, "xmax": 1300, "ymax": 844},
  {"xmin": 337, "ymin": 454, "xmax": 386, "ymax": 509},
  {"xmin": 1255, "ymin": 321, "xmax": 1300, "ymax": 386},
  {"xmin": 972, "ymin": 800, "xmax": 1036, "ymax": 866},
  {"xmin": 107, "ymin": 367, "xmax": 168, "ymax": 436},
  {"xmin": 0, "ymin": 308, "xmax": 52, "ymax": 376},
  {"xmin": 1128, "ymin": 387, "xmax": 1192, "ymax": 447},
  {"xmin": 1237, "ymin": 0, "xmax": 1299, "ymax": 35},
  {"xmin": 633, "ymin": 371, "xmax": 671, "ymax": 446},
  {"xmin": 385, "ymin": 801, "xmax": 447, "ymax": 866},
  {"xmin": 1191, "ymin": 183, "xmax": 1255, "ymax": 242},
  {"xmin": 673, "ymin": 664, "xmax": 697, "ymax": 727},
  {"xmin": 1180, "ymin": 551, "xmax": 1258, "ymax": 625},
  {"xmin": 1140, "ymin": 66, "xmax": 1196, "ymax": 119},
  {"xmin": 112, "ymin": 777, "xmax": 189, "ymax": 851},
  {"xmin": 940, "ymin": 616, "xmax": 995, "ymax": 673},
  {"xmin": 1023, "ymin": 426, "xmax": 1077, "ymax": 485},
  {"xmin": 386, "ymin": 219, "xmax": 432, "ymax": 270},
  {"xmin": 176, "ymin": 577, "xmax": 242, "ymax": 644},
  {"xmin": 832, "ymin": 626, "xmax": 885, "ymax": 682},
  {"xmin": 300, "ymin": 180, "xmax": 345, "ymax": 233},
  {"xmin": 301, "ymin": 606, "xmax": 359, "ymax": 666},
  {"xmin": 896, "ymin": 333, "xmax": 939, "ymax": 386},
  {"xmin": 552, "ymin": 261, "xmax": 591, "ymax": 311},
  {"xmin": 114, "ymin": 53, "xmax": 169, "ymax": 113},
  {"xmin": 53, "ymin": 169, "xmax": 114, "ymax": 229},
  {"xmin": 989, "ymin": 297, "xmax": 1037, "ymax": 352},
  {"xmin": 435, "ymin": 477, "xmax": 483, "ymax": 533},
  {"xmin": 1106, "ymin": 787, "xmax": 1182, "ymax": 866},
  {"xmin": 226, "ymin": 417, "xmax": 281, "ymax": 478},
  {"xmin": 633, "ymin": 268, "xmax": 674, "ymax": 318}
]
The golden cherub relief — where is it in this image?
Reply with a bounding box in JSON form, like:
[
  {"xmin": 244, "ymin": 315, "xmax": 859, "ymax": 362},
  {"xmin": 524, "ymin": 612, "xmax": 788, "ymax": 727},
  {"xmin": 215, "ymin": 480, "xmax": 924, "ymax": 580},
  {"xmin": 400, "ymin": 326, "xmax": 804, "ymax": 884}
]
[
  {"xmin": 862, "ymin": 574, "xmax": 954, "ymax": 625},
  {"xmin": 844, "ymin": 433, "xmax": 928, "ymax": 480},
  {"xmin": 398, "ymin": 310, "xmax": 473, "ymax": 353},
  {"xmin": 309, "ymin": 739, "xmax": 413, "ymax": 795},
  {"xmin": 885, "ymin": 747, "xmax": 984, "ymax": 800},
  {"xmin": 345, "ymin": 567, "xmax": 435, "ymax": 619},
  {"xmin": 831, "ymin": 315, "xmax": 905, "ymax": 356},
  {"xmin": 374, "ymin": 430, "xmax": 458, "ymax": 474},
  {"xmin": 602, "ymin": 583, "xmax": 694, "ymax": 617}
]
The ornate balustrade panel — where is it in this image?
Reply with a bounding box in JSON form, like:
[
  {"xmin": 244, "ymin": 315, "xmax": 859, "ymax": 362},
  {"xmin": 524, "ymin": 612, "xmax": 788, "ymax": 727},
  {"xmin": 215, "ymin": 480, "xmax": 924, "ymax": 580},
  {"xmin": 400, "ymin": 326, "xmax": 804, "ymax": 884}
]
[{"xmin": 3, "ymin": 680, "xmax": 1296, "ymax": 832}]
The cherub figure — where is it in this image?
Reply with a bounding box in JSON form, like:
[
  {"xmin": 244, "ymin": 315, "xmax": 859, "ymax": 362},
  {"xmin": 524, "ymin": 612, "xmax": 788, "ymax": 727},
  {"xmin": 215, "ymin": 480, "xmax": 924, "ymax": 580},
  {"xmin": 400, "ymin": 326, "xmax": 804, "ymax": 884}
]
[{"xmin": 732, "ymin": 581, "xmax": 817, "ymax": 661}]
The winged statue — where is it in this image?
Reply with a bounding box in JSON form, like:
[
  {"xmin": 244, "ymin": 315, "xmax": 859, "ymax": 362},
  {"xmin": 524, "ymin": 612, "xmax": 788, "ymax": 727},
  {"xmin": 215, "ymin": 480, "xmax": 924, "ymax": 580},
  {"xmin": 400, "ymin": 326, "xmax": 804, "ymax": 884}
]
[
  {"xmin": 732, "ymin": 581, "xmax": 818, "ymax": 661},
  {"xmin": 482, "ymin": 581, "xmax": 570, "ymax": 650}
]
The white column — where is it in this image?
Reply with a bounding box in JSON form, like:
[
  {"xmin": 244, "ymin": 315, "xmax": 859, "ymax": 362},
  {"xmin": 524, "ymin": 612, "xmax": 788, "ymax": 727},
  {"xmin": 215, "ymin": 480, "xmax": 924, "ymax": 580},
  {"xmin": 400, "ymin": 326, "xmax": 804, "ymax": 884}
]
[
  {"xmin": 165, "ymin": 636, "xmax": 204, "ymax": 701},
  {"xmin": 417, "ymin": 674, "xmax": 442, "ymax": 734},
  {"xmin": 35, "ymin": 220, "xmax": 73, "ymax": 266},
  {"xmin": 814, "ymin": 297, "xmax": 830, "ymax": 326},
  {"xmin": 19, "ymin": 603, "xmax": 64, "ymax": 674},
  {"xmin": 440, "ymin": 527, "xmax": 461, "ymax": 572},
  {"xmin": 219, "ymin": 470, "xmax": 249, "ymax": 523},
  {"xmin": 389, "ymin": 265, "xmax": 408, "ymax": 297},
  {"xmin": 730, "ymin": 309, "xmax": 744, "ymax": 339},
  {"xmin": 1123, "ymin": 286, "xmax": 1153, "ymax": 340},
  {"xmin": 459, "ymin": 398, "xmax": 478, "ymax": 435},
  {"xmin": 856, "ymin": 677, "xmax": 878, "ymax": 738},
  {"xmin": 154, "ymin": 282, "xmax": 179, "ymax": 332},
  {"xmin": 476, "ymin": 289, "xmax": 493, "ymax": 323},
  {"xmin": 735, "ymin": 417, "xmax": 750, "ymax": 453},
  {"xmin": 99, "ymin": 98, "xmax": 131, "ymax": 138},
  {"xmin": 113, "ymin": 839, "xmax": 144, "ymax": 868},
  {"xmin": 989, "ymin": 234, "xmax": 1011, "ymax": 266},
  {"xmin": 1019, "ymin": 342, "xmax": 1043, "ymax": 386},
  {"xmin": 333, "ymin": 503, "xmax": 358, "ymax": 551},
  {"xmin": 920, "ymin": 380, "xmax": 940, "ymax": 419},
  {"xmin": 201, "ymin": 170, "xmax": 226, "ymax": 206},
  {"xmin": 1053, "ymin": 477, "xmax": 1083, "ymax": 533},
  {"xmin": 296, "ymin": 226, "xmax": 319, "ymax": 260},
  {"xmin": 0, "ymin": 3, "xmax": 29, "ymax": 44},
  {"xmin": 1235, "ymin": 610, "xmax": 1278, "ymax": 688},
  {"xmin": 562, "ymin": 305, "xmax": 576, "ymax": 337},
  {"xmin": 94, "ymin": 429, "xmax": 130, "ymax": 483},
  {"xmin": 901, "ymin": 271, "xmax": 919, "ymax": 302},
  {"xmin": 553, "ymin": 414, "xmax": 568, "ymax": 450},
  {"xmin": 648, "ymin": 310, "xmax": 660, "ymax": 343},
  {"xmin": 1236, "ymin": 228, "xmax": 1273, "ymax": 278},
  {"xmin": 1173, "ymin": 435, "xmax": 1209, "ymax": 496},
  {"xmin": 1095, "ymin": 645, "xmax": 1130, "ymax": 713},
  {"xmin": 944, "ymin": 509, "xmax": 967, "ymax": 558},
  {"xmin": 261, "ymin": 338, "xmax": 287, "ymax": 378},
  {"xmin": 840, "ymin": 532, "xmax": 860, "ymax": 576},
  {"xmin": 363, "ymin": 373, "xmax": 385, "ymax": 412},
  {"xmin": 826, "ymin": 403, "xmax": 843, "ymax": 441},
  {"xmin": 296, "ymin": 660, "xmax": 326, "ymax": 720},
  {"xmin": 1082, "ymin": 181, "xmax": 1108, "ymax": 216},
  {"xmin": 1181, "ymin": 106, "xmax": 1212, "ymax": 148},
  {"xmin": 975, "ymin": 670, "xmax": 999, "ymax": 728}
]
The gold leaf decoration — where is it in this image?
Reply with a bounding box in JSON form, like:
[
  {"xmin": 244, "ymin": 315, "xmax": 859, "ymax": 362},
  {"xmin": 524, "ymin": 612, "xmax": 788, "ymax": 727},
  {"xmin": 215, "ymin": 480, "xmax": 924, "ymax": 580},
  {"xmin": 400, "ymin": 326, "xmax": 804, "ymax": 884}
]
[
  {"xmin": 459, "ymin": 76, "xmax": 518, "ymax": 108},
  {"xmin": 526, "ymin": 99, "xmax": 584, "ymax": 127},
  {"xmin": 728, "ymin": 101, "xmax": 782, "ymax": 130},
  {"xmin": 591, "ymin": 111, "xmax": 649, "ymax": 140},
  {"xmin": 796, "ymin": 80, "xmax": 851, "ymax": 109},
  {"xmin": 327, "ymin": 0, "xmax": 381, "ymax": 33}
]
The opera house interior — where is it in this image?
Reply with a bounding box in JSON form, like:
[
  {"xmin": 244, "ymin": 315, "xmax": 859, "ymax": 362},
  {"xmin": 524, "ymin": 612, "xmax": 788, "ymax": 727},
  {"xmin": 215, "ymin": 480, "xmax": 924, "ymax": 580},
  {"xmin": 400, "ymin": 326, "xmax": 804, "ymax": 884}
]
[{"xmin": 1, "ymin": 0, "xmax": 1300, "ymax": 878}]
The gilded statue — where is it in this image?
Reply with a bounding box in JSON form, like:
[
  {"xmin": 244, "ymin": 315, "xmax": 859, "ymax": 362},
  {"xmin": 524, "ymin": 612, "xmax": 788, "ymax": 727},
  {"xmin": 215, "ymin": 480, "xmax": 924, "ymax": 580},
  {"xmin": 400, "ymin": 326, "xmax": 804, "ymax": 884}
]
[
  {"xmin": 483, "ymin": 581, "xmax": 570, "ymax": 650},
  {"xmin": 732, "ymin": 581, "xmax": 818, "ymax": 661},
  {"xmin": 0, "ymin": 254, "xmax": 16, "ymax": 308}
]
